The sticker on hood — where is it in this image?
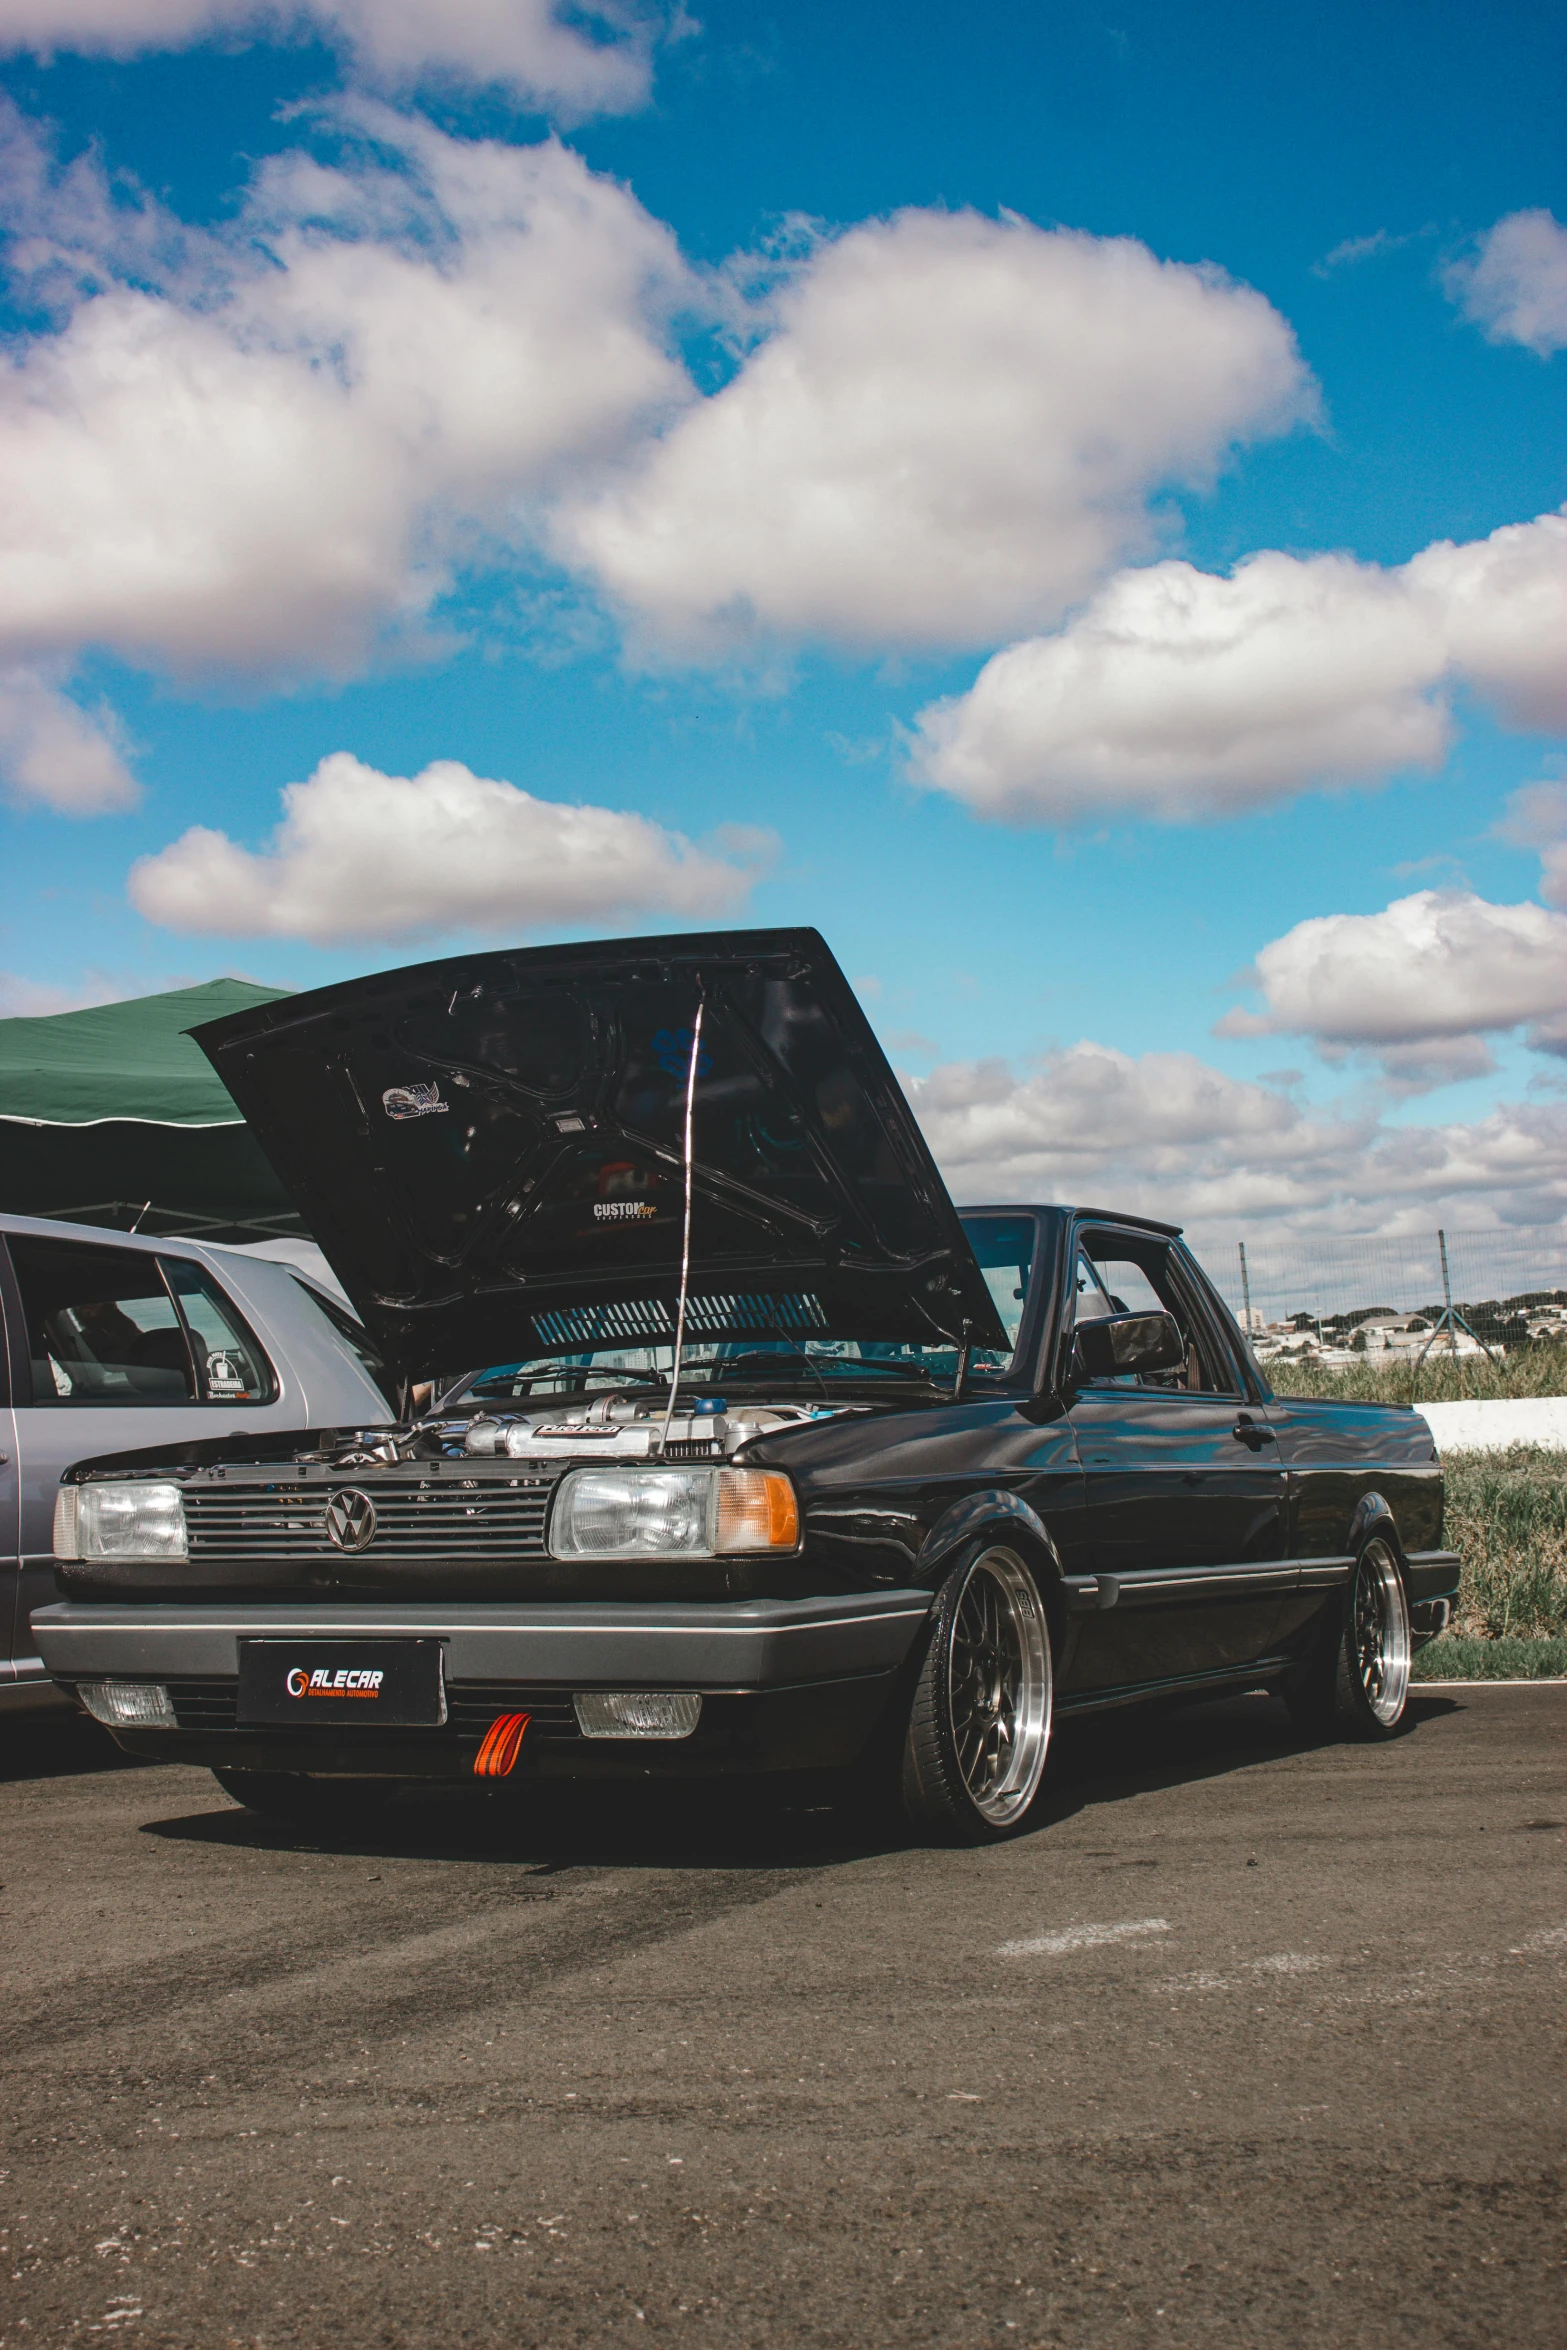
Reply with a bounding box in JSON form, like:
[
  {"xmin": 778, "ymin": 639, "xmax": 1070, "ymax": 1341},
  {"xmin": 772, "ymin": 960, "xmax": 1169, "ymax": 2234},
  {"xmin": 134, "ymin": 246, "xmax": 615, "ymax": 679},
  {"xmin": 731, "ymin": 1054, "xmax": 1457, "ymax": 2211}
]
[{"xmin": 382, "ymin": 1081, "xmax": 448, "ymax": 1120}]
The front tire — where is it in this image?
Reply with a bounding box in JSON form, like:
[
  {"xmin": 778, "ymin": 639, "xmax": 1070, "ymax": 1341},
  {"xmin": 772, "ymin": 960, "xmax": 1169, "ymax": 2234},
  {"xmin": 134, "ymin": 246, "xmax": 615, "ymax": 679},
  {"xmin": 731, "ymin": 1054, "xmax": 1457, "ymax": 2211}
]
[
  {"xmin": 1285, "ymin": 1534, "xmax": 1413, "ymax": 1739},
  {"xmin": 899, "ymin": 1543, "xmax": 1054, "ymax": 1843}
]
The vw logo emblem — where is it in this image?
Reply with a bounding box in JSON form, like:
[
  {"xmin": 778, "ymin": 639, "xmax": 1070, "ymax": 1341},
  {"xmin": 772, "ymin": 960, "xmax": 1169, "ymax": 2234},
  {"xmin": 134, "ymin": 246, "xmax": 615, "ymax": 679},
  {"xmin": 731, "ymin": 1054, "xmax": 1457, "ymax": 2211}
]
[{"xmin": 323, "ymin": 1488, "xmax": 377, "ymax": 1552}]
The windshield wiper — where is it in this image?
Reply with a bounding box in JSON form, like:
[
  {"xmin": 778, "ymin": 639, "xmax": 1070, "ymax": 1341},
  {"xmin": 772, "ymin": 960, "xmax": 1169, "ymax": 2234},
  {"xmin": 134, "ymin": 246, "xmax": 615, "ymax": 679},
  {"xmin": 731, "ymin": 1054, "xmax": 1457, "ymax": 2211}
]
[
  {"xmin": 462, "ymin": 1365, "xmax": 672, "ymax": 1402},
  {"xmin": 713, "ymin": 1350, "xmax": 946, "ymax": 1386}
]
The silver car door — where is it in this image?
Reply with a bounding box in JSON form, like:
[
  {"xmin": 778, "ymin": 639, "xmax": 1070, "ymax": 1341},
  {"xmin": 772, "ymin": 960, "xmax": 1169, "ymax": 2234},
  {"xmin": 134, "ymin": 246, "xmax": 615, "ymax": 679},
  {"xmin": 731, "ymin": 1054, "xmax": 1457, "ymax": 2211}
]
[{"xmin": 3, "ymin": 1230, "xmax": 286, "ymax": 1678}]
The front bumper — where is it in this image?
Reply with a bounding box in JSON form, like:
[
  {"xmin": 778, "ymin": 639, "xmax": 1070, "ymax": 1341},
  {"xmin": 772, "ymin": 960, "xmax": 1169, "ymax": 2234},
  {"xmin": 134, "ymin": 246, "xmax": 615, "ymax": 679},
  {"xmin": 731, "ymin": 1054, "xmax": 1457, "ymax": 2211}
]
[{"xmin": 31, "ymin": 1590, "xmax": 933, "ymax": 1780}]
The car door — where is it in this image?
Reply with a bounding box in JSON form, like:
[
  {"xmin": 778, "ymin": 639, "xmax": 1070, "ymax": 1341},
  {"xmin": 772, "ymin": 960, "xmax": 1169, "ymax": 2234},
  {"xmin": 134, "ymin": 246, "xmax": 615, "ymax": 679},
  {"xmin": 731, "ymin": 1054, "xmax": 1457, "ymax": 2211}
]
[
  {"xmin": 0, "ymin": 1227, "xmax": 284, "ymax": 1681},
  {"xmin": 1065, "ymin": 1225, "xmax": 1291, "ymax": 1692}
]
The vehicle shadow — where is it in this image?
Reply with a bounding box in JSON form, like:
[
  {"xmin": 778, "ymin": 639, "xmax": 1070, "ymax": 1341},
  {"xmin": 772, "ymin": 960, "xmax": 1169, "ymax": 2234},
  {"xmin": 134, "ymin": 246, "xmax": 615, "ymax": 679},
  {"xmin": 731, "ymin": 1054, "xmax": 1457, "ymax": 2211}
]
[
  {"xmin": 137, "ymin": 1687, "xmax": 1464, "ymax": 1869},
  {"xmin": 142, "ymin": 1771, "xmax": 880, "ymax": 1872},
  {"xmin": 1031, "ymin": 1685, "xmax": 1463, "ymax": 1828},
  {"xmin": 0, "ymin": 1706, "xmax": 157, "ymax": 1784}
]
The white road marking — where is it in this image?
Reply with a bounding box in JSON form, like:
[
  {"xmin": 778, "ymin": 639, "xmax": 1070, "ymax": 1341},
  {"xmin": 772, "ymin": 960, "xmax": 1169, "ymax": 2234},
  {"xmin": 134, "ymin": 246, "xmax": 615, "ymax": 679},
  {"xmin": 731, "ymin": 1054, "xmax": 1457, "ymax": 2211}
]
[
  {"xmin": 998, "ymin": 1917, "xmax": 1170, "ymax": 1957},
  {"xmin": 1152, "ymin": 1923, "xmax": 1565, "ymax": 2001},
  {"xmin": 1153, "ymin": 1953, "xmax": 1330, "ymax": 1995}
]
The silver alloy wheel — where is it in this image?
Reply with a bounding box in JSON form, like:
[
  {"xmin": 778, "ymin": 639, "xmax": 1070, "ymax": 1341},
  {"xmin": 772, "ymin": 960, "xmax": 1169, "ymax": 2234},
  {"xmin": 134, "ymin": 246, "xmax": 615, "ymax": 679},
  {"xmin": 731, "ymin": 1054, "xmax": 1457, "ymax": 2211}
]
[
  {"xmin": 1351, "ymin": 1538, "xmax": 1411, "ymax": 1727},
  {"xmin": 945, "ymin": 1546, "xmax": 1053, "ymax": 1826}
]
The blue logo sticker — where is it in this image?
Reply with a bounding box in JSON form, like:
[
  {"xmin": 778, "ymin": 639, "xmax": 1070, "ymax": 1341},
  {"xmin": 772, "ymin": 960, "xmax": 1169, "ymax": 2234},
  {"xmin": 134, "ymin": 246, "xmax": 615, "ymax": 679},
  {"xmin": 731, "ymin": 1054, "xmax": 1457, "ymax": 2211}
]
[{"xmin": 650, "ymin": 1027, "xmax": 712, "ymax": 1080}]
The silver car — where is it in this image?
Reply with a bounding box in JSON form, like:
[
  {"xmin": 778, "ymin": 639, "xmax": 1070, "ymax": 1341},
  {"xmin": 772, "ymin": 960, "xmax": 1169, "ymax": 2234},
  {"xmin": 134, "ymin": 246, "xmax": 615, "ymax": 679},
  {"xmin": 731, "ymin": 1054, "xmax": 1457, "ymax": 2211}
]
[{"xmin": 0, "ymin": 1212, "xmax": 393, "ymax": 1712}]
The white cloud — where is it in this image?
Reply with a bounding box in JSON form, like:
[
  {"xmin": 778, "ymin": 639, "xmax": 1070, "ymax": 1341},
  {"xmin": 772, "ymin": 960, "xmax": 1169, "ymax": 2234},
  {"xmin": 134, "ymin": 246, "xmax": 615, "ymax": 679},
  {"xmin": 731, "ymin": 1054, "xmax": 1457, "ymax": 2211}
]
[
  {"xmin": 556, "ymin": 210, "xmax": 1311, "ymax": 659},
  {"xmin": 912, "ymin": 1043, "xmax": 1306, "ymax": 1184},
  {"xmin": 1214, "ymin": 890, "xmax": 1567, "ymax": 1079},
  {"xmin": 1407, "ymin": 513, "xmax": 1567, "ymax": 733},
  {"xmin": 127, "ymin": 750, "xmax": 774, "ymax": 944},
  {"xmin": 1358, "ymin": 1036, "xmax": 1502, "ymax": 1092},
  {"xmin": 0, "ymin": 967, "xmax": 198, "ymax": 1015},
  {"xmin": 1498, "ymin": 778, "xmax": 1567, "ymax": 851},
  {"xmin": 0, "ymin": 129, "xmax": 1322, "ymax": 717},
  {"xmin": 0, "ymin": 106, "xmax": 693, "ymax": 684},
  {"xmin": 906, "ymin": 1042, "xmax": 1567, "ymax": 1242},
  {"xmin": 0, "ymin": 664, "xmax": 136, "ymax": 812},
  {"xmin": 1312, "ymin": 228, "xmax": 1413, "ymax": 276},
  {"xmin": 1445, "ymin": 209, "xmax": 1567, "ymax": 357},
  {"xmin": 0, "ymin": 2, "xmax": 659, "ymax": 113},
  {"xmin": 909, "ymin": 510, "xmax": 1567, "ymax": 823},
  {"xmin": 1499, "ymin": 778, "xmax": 1567, "ymax": 910}
]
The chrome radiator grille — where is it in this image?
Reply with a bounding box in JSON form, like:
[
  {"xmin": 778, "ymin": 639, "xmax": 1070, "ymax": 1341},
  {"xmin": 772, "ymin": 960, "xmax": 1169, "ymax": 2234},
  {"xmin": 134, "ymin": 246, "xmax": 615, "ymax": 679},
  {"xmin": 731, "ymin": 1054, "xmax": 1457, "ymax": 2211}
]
[{"xmin": 182, "ymin": 1477, "xmax": 555, "ymax": 1561}]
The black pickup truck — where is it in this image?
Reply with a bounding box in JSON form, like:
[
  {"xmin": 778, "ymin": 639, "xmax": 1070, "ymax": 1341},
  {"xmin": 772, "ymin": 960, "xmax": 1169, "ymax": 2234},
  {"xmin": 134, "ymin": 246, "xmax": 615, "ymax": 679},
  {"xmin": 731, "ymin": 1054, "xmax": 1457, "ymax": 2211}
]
[{"xmin": 31, "ymin": 926, "xmax": 1458, "ymax": 1843}]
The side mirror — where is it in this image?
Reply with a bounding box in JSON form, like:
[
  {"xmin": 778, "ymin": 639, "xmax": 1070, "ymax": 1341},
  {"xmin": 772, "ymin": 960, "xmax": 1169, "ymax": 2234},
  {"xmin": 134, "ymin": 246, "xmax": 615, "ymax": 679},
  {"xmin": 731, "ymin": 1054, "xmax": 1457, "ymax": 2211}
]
[{"xmin": 1074, "ymin": 1309, "xmax": 1186, "ymax": 1382}]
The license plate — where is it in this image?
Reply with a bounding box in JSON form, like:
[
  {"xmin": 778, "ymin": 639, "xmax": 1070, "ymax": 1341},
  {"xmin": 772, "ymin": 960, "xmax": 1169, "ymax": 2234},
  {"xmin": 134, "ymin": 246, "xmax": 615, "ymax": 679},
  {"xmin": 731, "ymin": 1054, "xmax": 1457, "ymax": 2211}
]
[{"xmin": 237, "ymin": 1639, "xmax": 446, "ymax": 1727}]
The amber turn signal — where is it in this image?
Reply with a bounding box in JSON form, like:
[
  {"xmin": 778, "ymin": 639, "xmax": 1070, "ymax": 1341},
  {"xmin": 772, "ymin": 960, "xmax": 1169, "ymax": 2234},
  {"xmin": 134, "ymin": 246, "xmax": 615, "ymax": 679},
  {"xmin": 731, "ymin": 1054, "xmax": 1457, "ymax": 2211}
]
[
  {"xmin": 715, "ymin": 1468, "xmax": 799, "ymax": 1551},
  {"xmin": 474, "ymin": 1712, "xmax": 530, "ymax": 1777}
]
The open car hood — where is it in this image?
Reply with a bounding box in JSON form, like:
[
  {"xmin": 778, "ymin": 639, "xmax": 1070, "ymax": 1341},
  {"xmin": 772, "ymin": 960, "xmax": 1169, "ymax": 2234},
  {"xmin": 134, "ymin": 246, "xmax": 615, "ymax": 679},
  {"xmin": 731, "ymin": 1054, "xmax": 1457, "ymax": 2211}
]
[{"xmin": 192, "ymin": 928, "xmax": 1007, "ymax": 1379}]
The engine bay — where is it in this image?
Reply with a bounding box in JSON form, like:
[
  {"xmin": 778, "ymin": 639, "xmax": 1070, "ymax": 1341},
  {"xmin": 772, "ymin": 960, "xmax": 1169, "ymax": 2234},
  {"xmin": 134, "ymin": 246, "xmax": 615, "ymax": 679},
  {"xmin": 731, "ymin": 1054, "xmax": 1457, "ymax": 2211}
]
[
  {"xmin": 459, "ymin": 1392, "xmax": 848, "ymax": 1463},
  {"xmin": 287, "ymin": 1393, "xmax": 858, "ymax": 1473}
]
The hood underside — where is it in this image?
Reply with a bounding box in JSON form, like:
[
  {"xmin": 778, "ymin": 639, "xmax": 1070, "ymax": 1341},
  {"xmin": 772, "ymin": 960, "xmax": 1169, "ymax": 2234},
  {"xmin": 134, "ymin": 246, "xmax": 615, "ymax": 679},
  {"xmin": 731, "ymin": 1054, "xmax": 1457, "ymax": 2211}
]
[{"xmin": 192, "ymin": 927, "xmax": 1007, "ymax": 1378}]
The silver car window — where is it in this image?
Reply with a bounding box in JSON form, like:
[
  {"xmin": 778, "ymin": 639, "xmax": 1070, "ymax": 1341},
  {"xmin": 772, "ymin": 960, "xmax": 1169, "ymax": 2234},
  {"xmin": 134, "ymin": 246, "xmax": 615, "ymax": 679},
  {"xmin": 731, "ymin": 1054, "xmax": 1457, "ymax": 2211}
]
[
  {"xmin": 8, "ymin": 1233, "xmax": 277, "ymax": 1406},
  {"xmin": 10, "ymin": 1234, "xmax": 194, "ymax": 1404}
]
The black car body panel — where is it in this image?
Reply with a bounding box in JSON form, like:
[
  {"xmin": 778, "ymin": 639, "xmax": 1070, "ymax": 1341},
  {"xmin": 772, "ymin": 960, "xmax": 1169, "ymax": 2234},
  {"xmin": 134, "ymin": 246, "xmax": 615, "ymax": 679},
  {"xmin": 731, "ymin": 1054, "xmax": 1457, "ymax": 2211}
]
[
  {"xmin": 189, "ymin": 927, "xmax": 1007, "ymax": 1378},
  {"xmin": 30, "ymin": 934, "xmax": 1460, "ymax": 1790}
]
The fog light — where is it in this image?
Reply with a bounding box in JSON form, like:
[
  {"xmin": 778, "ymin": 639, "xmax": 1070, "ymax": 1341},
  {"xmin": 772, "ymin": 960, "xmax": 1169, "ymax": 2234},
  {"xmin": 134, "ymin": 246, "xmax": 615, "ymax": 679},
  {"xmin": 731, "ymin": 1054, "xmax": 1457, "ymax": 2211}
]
[
  {"xmin": 78, "ymin": 1680, "xmax": 178, "ymax": 1728},
  {"xmin": 573, "ymin": 1691, "xmax": 702, "ymax": 1740}
]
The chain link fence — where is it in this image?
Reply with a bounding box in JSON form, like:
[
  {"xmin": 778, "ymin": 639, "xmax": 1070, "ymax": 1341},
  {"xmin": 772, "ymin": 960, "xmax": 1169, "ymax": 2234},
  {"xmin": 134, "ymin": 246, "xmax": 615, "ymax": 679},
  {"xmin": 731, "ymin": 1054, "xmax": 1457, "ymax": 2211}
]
[{"xmin": 1208, "ymin": 1224, "xmax": 1567, "ymax": 1355}]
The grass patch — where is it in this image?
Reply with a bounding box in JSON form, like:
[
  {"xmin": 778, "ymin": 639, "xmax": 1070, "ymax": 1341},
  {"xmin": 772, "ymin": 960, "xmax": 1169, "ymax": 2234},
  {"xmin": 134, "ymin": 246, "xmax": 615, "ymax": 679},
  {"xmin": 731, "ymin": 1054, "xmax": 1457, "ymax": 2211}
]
[
  {"xmin": 1268, "ymin": 1340, "xmax": 1567, "ymax": 1406},
  {"xmin": 1398, "ymin": 1445, "xmax": 1567, "ymax": 1673},
  {"xmin": 1414, "ymin": 1635, "xmax": 1567, "ymax": 1681},
  {"xmin": 1442, "ymin": 1447, "xmax": 1567, "ymax": 1640}
]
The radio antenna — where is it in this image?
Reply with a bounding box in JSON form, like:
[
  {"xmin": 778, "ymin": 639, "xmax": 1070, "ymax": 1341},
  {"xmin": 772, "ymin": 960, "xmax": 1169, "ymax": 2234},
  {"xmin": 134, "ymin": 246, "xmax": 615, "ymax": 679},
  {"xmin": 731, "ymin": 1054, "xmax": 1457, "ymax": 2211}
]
[{"xmin": 658, "ymin": 993, "xmax": 705, "ymax": 1458}]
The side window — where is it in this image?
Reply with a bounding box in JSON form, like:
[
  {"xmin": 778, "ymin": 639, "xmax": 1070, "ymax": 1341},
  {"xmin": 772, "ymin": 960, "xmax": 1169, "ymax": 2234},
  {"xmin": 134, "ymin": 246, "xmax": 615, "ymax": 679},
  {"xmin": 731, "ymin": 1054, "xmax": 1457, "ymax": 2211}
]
[
  {"xmin": 161, "ymin": 1258, "xmax": 278, "ymax": 1405},
  {"xmin": 961, "ymin": 1214, "xmax": 1036, "ymax": 1356},
  {"xmin": 1073, "ymin": 1231, "xmax": 1238, "ymax": 1395},
  {"xmin": 1073, "ymin": 1250, "xmax": 1164, "ymax": 1322},
  {"xmin": 10, "ymin": 1236, "xmax": 197, "ymax": 1405},
  {"xmin": 287, "ymin": 1277, "xmax": 392, "ymax": 1410},
  {"xmin": 6, "ymin": 1235, "xmax": 277, "ymax": 1406}
]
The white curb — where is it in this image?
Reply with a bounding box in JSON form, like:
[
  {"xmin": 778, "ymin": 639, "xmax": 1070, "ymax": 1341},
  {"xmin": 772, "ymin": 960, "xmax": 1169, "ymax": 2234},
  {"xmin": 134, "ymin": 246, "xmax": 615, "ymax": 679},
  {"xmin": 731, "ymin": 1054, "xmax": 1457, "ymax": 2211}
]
[{"xmin": 1415, "ymin": 1397, "xmax": 1567, "ymax": 1453}]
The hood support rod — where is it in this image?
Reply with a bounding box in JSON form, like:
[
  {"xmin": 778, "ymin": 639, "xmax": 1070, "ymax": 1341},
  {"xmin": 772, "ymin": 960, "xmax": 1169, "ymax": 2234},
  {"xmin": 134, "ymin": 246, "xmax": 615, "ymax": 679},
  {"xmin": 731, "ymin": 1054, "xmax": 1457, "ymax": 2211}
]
[{"xmin": 658, "ymin": 993, "xmax": 706, "ymax": 1457}]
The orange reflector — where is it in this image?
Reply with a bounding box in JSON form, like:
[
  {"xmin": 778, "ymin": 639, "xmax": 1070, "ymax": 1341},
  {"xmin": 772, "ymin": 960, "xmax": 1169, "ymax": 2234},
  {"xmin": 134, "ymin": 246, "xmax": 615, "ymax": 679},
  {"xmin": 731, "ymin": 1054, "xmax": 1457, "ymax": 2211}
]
[
  {"xmin": 474, "ymin": 1711, "xmax": 530, "ymax": 1778},
  {"xmin": 715, "ymin": 1467, "xmax": 799, "ymax": 1552}
]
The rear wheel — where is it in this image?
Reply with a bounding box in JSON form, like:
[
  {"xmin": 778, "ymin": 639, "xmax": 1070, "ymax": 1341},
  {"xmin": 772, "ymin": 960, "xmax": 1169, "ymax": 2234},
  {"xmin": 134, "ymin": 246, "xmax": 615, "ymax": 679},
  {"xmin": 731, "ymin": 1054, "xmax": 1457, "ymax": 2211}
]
[
  {"xmin": 899, "ymin": 1543, "xmax": 1054, "ymax": 1844},
  {"xmin": 210, "ymin": 1769, "xmax": 396, "ymax": 1825},
  {"xmin": 1337, "ymin": 1537, "xmax": 1412, "ymax": 1732},
  {"xmin": 1284, "ymin": 1534, "xmax": 1412, "ymax": 1739}
]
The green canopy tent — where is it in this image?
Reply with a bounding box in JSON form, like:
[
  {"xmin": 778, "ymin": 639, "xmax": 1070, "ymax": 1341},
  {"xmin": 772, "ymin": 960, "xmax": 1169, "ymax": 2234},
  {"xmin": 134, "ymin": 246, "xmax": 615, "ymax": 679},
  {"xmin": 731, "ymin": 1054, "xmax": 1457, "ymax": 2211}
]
[{"xmin": 0, "ymin": 980, "xmax": 305, "ymax": 1242}]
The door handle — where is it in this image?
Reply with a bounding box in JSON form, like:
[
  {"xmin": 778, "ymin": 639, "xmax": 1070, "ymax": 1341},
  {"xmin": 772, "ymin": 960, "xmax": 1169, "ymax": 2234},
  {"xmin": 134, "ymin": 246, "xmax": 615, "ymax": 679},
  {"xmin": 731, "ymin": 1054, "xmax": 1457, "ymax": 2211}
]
[{"xmin": 1232, "ymin": 1417, "xmax": 1275, "ymax": 1449}]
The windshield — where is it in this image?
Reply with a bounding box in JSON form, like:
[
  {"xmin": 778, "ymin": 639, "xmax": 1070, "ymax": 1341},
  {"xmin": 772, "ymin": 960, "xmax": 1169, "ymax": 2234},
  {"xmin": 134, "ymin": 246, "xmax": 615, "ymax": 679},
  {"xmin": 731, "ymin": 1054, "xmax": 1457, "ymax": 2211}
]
[{"xmin": 444, "ymin": 1213, "xmax": 1037, "ymax": 1405}]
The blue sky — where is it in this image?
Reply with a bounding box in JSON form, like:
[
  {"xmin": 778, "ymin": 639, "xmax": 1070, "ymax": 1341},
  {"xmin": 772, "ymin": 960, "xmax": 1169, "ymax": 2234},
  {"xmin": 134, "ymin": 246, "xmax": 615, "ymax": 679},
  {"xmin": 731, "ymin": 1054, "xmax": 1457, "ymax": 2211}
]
[{"xmin": 0, "ymin": 0, "xmax": 1563, "ymax": 1244}]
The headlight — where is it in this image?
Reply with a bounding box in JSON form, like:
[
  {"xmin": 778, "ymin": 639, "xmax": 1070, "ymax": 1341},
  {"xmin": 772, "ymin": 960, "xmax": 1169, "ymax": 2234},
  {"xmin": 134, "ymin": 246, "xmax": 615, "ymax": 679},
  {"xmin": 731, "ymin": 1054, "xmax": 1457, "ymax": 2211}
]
[
  {"xmin": 551, "ymin": 1467, "xmax": 799, "ymax": 1558},
  {"xmin": 54, "ymin": 1481, "xmax": 188, "ymax": 1563}
]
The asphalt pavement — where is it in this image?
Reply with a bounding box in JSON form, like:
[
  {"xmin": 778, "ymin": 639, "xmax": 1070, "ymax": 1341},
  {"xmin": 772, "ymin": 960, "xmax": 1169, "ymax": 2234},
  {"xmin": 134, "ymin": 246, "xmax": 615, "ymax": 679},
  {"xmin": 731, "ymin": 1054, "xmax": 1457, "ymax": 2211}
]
[{"xmin": 3, "ymin": 1684, "xmax": 1564, "ymax": 2348}]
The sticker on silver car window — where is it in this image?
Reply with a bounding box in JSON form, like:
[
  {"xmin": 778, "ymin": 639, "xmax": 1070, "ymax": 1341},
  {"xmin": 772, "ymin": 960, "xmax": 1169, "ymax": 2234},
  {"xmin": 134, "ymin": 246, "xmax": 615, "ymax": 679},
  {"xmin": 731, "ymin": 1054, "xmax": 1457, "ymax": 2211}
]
[{"xmin": 382, "ymin": 1081, "xmax": 449, "ymax": 1120}]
